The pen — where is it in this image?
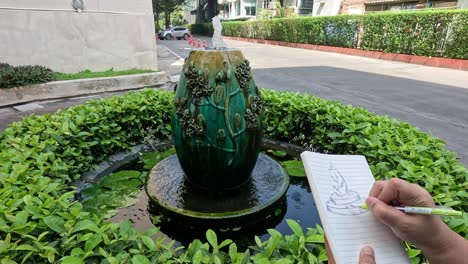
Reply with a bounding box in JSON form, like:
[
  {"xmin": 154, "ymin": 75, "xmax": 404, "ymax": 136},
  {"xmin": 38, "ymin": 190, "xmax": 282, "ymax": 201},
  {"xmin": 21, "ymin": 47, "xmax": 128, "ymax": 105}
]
[{"xmin": 360, "ymin": 203, "xmax": 463, "ymax": 217}]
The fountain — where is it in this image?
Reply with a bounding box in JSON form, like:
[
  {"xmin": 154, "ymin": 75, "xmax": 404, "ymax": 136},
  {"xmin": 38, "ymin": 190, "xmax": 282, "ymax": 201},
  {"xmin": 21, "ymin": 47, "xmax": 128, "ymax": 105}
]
[{"xmin": 145, "ymin": 16, "xmax": 289, "ymax": 231}]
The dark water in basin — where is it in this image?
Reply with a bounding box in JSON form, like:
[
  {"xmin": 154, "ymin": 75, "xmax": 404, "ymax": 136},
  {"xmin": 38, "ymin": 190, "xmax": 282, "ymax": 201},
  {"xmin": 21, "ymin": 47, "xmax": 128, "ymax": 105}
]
[{"xmin": 81, "ymin": 145, "xmax": 322, "ymax": 249}]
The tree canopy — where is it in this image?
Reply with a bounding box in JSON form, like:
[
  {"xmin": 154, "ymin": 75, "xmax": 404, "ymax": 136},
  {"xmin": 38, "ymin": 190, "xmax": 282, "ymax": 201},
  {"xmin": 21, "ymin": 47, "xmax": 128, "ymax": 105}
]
[{"xmin": 153, "ymin": 0, "xmax": 186, "ymax": 29}]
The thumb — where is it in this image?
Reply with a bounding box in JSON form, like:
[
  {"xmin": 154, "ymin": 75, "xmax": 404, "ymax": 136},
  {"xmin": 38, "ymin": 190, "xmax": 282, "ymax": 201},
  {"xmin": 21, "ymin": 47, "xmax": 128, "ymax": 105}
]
[
  {"xmin": 359, "ymin": 246, "xmax": 375, "ymax": 264},
  {"xmin": 366, "ymin": 197, "xmax": 405, "ymax": 228}
]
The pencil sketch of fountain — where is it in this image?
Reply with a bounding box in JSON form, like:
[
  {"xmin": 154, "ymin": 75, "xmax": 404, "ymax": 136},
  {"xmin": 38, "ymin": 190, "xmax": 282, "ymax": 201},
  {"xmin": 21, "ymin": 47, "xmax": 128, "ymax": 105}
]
[
  {"xmin": 326, "ymin": 162, "xmax": 366, "ymax": 216},
  {"xmin": 145, "ymin": 16, "xmax": 289, "ymax": 231}
]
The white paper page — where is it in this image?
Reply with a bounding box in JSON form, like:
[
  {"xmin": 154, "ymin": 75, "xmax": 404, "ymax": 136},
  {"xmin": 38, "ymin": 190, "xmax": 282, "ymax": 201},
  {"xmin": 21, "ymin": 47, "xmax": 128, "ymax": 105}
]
[{"xmin": 301, "ymin": 151, "xmax": 410, "ymax": 264}]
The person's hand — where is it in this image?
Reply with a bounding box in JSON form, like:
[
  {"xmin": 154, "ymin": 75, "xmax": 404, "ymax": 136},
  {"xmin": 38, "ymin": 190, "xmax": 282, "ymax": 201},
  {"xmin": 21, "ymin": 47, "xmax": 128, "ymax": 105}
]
[
  {"xmin": 366, "ymin": 178, "xmax": 440, "ymax": 247},
  {"xmin": 359, "ymin": 246, "xmax": 375, "ymax": 264},
  {"xmin": 366, "ymin": 178, "xmax": 468, "ymax": 264},
  {"xmin": 325, "ymin": 237, "xmax": 375, "ymax": 264}
]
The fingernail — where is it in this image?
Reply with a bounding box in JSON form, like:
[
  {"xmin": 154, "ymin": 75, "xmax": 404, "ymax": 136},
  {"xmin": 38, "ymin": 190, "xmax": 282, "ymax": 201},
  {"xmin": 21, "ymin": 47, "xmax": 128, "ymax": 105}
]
[
  {"xmin": 361, "ymin": 246, "xmax": 374, "ymax": 257},
  {"xmin": 365, "ymin": 197, "xmax": 377, "ymax": 208}
]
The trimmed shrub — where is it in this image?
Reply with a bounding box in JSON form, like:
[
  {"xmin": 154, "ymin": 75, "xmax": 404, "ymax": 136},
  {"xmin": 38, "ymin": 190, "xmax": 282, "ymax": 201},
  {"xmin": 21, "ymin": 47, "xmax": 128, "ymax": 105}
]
[
  {"xmin": 0, "ymin": 89, "xmax": 466, "ymax": 263},
  {"xmin": 361, "ymin": 10, "xmax": 468, "ymax": 59},
  {"xmin": 222, "ymin": 15, "xmax": 360, "ymax": 48},
  {"xmin": 0, "ymin": 63, "xmax": 55, "ymax": 88},
  {"xmin": 188, "ymin": 23, "xmax": 214, "ymax": 35}
]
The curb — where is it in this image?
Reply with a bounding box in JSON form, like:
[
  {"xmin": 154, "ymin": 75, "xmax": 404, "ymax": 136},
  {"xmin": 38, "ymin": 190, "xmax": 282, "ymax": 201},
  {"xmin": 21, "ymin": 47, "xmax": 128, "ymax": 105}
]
[
  {"xmin": 224, "ymin": 36, "xmax": 468, "ymax": 71},
  {"xmin": 0, "ymin": 72, "xmax": 170, "ymax": 107}
]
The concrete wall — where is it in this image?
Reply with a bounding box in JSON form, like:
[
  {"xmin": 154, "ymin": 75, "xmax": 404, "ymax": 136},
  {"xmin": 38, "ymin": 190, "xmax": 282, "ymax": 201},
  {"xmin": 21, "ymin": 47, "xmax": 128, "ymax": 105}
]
[{"xmin": 0, "ymin": 0, "xmax": 158, "ymax": 73}]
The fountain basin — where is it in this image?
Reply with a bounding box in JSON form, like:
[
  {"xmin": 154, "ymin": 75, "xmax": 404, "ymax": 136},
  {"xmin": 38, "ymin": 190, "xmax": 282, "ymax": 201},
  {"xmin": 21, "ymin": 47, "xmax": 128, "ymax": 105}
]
[{"xmin": 146, "ymin": 153, "xmax": 289, "ymax": 229}]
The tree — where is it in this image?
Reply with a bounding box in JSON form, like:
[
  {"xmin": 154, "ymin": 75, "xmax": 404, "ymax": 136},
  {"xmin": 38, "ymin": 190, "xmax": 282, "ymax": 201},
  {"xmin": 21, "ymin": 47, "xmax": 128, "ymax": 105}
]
[{"xmin": 153, "ymin": 0, "xmax": 186, "ymax": 29}]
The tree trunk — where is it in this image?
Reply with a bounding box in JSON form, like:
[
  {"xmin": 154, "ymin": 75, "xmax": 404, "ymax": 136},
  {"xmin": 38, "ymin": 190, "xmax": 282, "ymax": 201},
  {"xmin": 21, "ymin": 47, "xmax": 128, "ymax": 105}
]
[
  {"xmin": 155, "ymin": 12, "xmax": 160, "ymax": 31},
  {"xmin": 165, "ymin": 12, "xmax": 171, "ymax": 28}
]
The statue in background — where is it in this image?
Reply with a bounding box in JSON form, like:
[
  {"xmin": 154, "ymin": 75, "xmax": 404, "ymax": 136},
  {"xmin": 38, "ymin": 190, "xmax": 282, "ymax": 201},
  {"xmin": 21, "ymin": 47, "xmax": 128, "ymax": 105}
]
[
  {"xmin": 72, "ymin": 0, "xmax": 84, "ymax": 12},
  {"xmin": 212, "ymin": 16, "xmax": 227, "ymax": 49}
]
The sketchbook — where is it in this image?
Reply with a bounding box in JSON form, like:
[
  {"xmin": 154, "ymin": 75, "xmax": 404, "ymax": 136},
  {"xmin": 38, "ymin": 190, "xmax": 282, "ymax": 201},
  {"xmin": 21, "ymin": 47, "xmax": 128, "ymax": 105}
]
[{"xmin": 300, "ymin": 151, "xmax": 410, "ymax": 264}]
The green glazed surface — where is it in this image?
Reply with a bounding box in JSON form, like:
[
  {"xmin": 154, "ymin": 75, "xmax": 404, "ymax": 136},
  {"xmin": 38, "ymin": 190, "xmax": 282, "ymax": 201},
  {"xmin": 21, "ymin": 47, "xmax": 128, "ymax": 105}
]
[{"xmin": 171, "ymin": 49, "xmax": 263, "ymax": 190}]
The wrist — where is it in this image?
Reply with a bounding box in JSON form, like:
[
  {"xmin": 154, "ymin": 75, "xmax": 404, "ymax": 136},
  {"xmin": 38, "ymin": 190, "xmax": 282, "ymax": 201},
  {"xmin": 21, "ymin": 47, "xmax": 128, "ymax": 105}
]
[{"xmin": 419, "ymin": 221, "xmax": 466, "ymax": 263}]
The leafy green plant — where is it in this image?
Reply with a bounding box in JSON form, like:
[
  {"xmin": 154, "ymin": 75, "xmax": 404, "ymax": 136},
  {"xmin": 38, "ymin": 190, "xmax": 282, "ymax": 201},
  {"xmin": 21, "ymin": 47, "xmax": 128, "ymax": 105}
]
[
  {"xmin": 81, "ymin": 170, "xmax": 146, "ymax": 218},
  {"xmin": 0, "ymin": 89, "xmax": 174, "ymax": 263},
  {"xmin": 0, "ymin": 88, "xmax": 466, "ymax": 263},
  {"xmin": 0, "ymin": 63, "xmax": 55, "ymax": 88},
  {"xmin": 282, "ymin": 160, "xmax": 306, "ymax": 177},
  {"xmin": 140, "ymin": 148, "xmax": 176, "ymax": 170}
]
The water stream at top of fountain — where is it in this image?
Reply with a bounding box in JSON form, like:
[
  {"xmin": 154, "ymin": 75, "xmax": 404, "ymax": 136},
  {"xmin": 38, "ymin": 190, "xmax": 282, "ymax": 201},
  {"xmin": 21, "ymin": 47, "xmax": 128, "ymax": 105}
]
[{"xmin": 212, "ymin": 15, "xmax": 227, "ymax": 49}]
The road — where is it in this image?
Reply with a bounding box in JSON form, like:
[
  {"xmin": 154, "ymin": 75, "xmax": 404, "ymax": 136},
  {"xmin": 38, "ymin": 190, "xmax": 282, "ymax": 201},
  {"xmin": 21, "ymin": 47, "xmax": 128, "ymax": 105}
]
[{"xmin": 159, "ymin": 36, "xmax": 468, "ymax": 166}]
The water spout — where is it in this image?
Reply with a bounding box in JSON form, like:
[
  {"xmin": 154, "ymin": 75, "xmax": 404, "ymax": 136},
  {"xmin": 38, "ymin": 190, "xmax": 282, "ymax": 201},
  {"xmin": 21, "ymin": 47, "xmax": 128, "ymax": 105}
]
[{"xmin": 212, "ymin": 16, "xmax": 227, "ymax": 49}]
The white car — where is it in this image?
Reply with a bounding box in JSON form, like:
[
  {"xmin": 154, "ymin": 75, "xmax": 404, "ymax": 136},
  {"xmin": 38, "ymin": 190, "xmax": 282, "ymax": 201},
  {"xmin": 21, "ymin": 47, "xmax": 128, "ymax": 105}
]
[{"xmin": 159, "ymin": 27, "xmax": 191, "ymax": 40}]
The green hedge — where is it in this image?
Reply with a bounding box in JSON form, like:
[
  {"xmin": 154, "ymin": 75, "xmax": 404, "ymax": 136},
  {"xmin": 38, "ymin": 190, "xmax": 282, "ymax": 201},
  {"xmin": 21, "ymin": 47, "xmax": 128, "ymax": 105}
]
[
  {"xmin": 188, "ymin": 23, "xmax": 214, "ymax": 35},
  {"xmin": 360, "ymin": 10, "xmax": 468, "ymax": 59},
  {"xmin": 222, "ymin": 15, "xmax": 360, "ymax": 48},
  {"xmin": 0, "ymin": 89, "xmax": 467, "ymax": 263},
  {"xmin": 191, "ymin": 10, "xmax": 468, "ymax": 59}
]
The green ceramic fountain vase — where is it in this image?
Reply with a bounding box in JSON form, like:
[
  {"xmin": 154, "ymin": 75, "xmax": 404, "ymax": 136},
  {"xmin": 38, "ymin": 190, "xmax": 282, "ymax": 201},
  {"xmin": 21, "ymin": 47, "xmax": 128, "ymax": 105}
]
[{"xmin": 171, "ymin": 49, "xmax": 264, "ymax": 190}]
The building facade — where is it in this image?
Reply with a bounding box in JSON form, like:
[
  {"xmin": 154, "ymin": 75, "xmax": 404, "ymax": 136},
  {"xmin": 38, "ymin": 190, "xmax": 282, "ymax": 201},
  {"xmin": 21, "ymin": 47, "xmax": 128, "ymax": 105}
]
[
  {"xmin": 0, "ymin": 0, "xmax": 157, "ymax": 73},
  {"xmin": 218, "ymin": 0, "xmax": 258, "ymax": 20},
  {"xmin": 217, "ymin": 0, "xmax": 313, "ymax": 20},
  {"xmin": 365, "ymin": 0, "xmax": 459, "ymax": 12},
  {"xmin": 186, "ymin": 0, "xmax": 465, "ymax": 22},
  {"xmin": 313, "ymin": 0, "xmax": 342, "ymax": 15},
  {"xmin": 340, "ymin": 0, "xmax": 366, "ymax": 14}
]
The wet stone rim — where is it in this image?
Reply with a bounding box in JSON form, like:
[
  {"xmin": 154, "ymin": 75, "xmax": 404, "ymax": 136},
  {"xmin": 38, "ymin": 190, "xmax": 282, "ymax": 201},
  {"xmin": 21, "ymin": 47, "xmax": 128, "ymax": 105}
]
[{"xmin": 145, "ymin": 153, "xmax": 290, "ymax": 220}]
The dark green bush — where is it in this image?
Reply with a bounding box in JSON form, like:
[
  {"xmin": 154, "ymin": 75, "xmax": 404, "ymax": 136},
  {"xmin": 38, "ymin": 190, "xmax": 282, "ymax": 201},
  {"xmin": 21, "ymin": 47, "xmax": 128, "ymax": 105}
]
[
  {"xmin": 0, "ymin": 63, "xmax": 55, "ymax": 88},
  {"xmin": 189, "ymin": 9, "xmax": 468, "ymax": 59},
  {"xmin": 0, "ymin": 89, "xmax": 466, "ymax": 263},
  {"xmin": 0, "ymin": 62, "xmax": 10, "ymax": 70},
  {"xmin": 361, "ymin": 10, "xmax": 468, "ymax": 59},
  {"xmin": 188, "ymin": 23, "xmax": 214, "ymax": 35}
]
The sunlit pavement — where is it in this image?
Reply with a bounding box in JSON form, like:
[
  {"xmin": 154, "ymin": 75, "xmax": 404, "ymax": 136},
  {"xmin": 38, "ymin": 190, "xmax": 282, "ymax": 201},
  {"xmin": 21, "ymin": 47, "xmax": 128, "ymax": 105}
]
[{"xmin": 160, "ymin": 35, "xmax": 468, "ymax": 166}]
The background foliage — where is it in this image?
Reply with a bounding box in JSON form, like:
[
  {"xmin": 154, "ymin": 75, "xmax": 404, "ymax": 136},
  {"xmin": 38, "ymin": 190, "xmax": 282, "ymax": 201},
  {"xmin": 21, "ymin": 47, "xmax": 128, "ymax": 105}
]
[
  {"xmin": 191, "ymin": 10, "xmax": 468, "ymax": 59},
  {"xmin": 188, "ymin": 23, "xmax": 214, "ymax": 35},
  {"xmin": 0, "ymin": 89, "xmax": 466, "ymax": 263}
]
